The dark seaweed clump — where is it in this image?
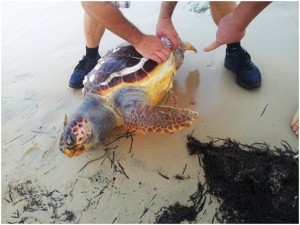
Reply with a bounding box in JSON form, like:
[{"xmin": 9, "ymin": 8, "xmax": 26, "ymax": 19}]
[
  {"xmin": 185, "ymin": 2, "xmax": 210, "ymax": 14},
  {"xmin": 156, "ymin": 182, "xmax": 207, "ymax": 223},
  {"xmin": 156, "ymin": 203, "xmax": 197, "ymax": 223},
  {"xmin": 186, "ymin": 135, "xmax": 299, "ymax": 224}
]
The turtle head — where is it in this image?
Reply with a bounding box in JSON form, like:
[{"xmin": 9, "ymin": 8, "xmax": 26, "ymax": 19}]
[
  {"xmin": 160, "ymin": 37, "xmax": 197, "ymax": 69},
  {"xmin": 60, "ymin": 114, "xmax": 95, "ymax": 158},
  {"xmin": 174, "ymin": 41, "xmax": 198, "ymax": 69},
  {"xmin": 60, "ymin": 93, "xmax": 117, "ymax": 158}
]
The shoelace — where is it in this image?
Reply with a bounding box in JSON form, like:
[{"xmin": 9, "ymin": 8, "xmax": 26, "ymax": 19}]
[
  {"xmin": 74, "ymin": 57, "xmax": 88, "ymax": 70},
  {"xmin": 240, "ymin": 51, "xmax": 256, "ymax": 69}
]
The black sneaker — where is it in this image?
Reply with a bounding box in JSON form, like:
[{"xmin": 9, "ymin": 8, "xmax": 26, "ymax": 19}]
[
  {"xmin": 69, "ymin": 55, "xmax": 100, "ymax": 88},
  {"xmin": 224, "ymin": 47, "xmax": 261, "ymax": 89}
]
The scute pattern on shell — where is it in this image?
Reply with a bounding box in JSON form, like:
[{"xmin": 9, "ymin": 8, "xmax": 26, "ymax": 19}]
[{"xmin": 84, "ymin": 43, "xmax": 158, "ymax": 96}]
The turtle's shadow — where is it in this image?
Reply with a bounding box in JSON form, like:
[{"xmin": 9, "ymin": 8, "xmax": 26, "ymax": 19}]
[{"xmin": 173, "ymin": 69, "xmax": 201, "ymax": 107}]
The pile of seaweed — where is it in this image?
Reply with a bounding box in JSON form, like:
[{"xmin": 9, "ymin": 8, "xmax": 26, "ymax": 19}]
[
  {"xmin": 155, "ymin": 182, "xmax": 207, "ymax": 223},
  {"xmin": 186, "ymin": 135, "xmax": 299, "ymax": 223}
]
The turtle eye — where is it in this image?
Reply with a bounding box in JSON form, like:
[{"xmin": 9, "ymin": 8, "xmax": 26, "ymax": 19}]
[
  {"xmin": 66, "ymin": 133, "xmax": 75, "ymax": 146},
  {"xmin": 80, "ymin": 145, "xmax": 85, "ymax": 151}
]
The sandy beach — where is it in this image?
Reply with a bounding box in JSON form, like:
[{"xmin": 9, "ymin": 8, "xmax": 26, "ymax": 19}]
[{"xmin": 1, "ymin": 1, "xmax": 298, "ymax": 223}]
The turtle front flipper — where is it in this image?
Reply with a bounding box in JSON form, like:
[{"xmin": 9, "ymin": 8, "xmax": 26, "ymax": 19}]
[{"xmin": 123, "ymin": 102, "xmax": 199, "ymax": 134}]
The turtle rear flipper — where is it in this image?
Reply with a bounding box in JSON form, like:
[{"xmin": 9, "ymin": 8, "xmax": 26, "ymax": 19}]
[
  {"xmin": 157, "ymin": 90, "xmax": 178, "ymax": 108},
  {"xmin": 123, "ymin": 102, "xmax": 199, "ymax": 133}
]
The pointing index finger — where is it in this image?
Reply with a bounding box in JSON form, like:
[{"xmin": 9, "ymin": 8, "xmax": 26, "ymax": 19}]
[{"xmin": 203, "ymin": 41, "xmax": 221, "ymax": 52}]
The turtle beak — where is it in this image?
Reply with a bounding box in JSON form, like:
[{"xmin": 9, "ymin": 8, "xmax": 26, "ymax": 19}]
[
  {"xmin": 62, "ymin": 148, "xmax": 75, "ymax": 158},
  {"xmin": 62, "ymin": 144, "xmax": 86, "ymax": 158}
]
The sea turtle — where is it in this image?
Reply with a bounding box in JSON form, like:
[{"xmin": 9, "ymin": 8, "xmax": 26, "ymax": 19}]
[{"xmin": 60, "ymin": 39, "xmax": 199, "ymax": 158}]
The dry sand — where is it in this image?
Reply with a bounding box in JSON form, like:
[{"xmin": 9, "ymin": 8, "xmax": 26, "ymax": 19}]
[{"xmin": 1, "ymin": 1, "xmax": 298, "ymax": 223}]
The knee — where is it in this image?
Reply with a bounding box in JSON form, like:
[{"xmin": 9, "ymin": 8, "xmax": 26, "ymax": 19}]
[
  {"xmin": 209, "ymin": 1, "xmax": 237, "ymax": 13},
  {"xmin": 209, "ymin": 1, "xmax": 237, "ymax": 25},
  {"xmin": 81, "ymin": 1, "xmax": 112, "ymax": 11},
  {"xmin": 81, "ymin": 1, "xmax": 92, "ymax": 11}
]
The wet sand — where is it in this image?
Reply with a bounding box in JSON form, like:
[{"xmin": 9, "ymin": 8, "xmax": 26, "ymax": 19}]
[{"xmin": 1, "ymin": 1, "xmax": 298, "ymax": 223}]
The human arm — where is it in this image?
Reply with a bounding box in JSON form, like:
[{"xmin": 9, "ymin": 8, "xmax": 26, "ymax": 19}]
[
  {"xmin": 204, "ymin": 1, "xmax": 272, "ymax": 52},
  {"xmin": 156, "ymin": 1, "xmax": 181, "ymax": 50},
  {"xmin": 81, "ymin": 1, "xmax": 171, "ymax": 63}
]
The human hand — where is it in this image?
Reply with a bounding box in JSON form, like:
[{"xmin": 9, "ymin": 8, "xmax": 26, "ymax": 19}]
[
  {"xmin": 156, "ymin": 18, "xmax": 181, "ymax": 50},
  {"xmin": 291, "ymin": 110, "xmax": 299, "ymax": 136},
  {"xmin": 204, "ymin": 13, "xmax": 246, "ymax": 52},
  {"xmin": 133, "ymin": 34, "xmax": 172, "ymax": 64}
]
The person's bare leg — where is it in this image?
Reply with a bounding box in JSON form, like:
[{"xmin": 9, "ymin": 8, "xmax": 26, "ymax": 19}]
[
  {"xmin": 84, "ymin": 12, "xmax": 105, "ymax": 48},
  {"xmin": 291, "ymin": 110, "xmax": 299, "ymax": 136},
  {"xmin": 209, "ymin": 1, "xmax": 262, "ymax": 89},
  {"xmin": 69, "ymin": 12, "xmax": 105, "ymax": 88},
  {"xmin": 209, "ymin": 1, "xmax": 237, "ymax": 25}
]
